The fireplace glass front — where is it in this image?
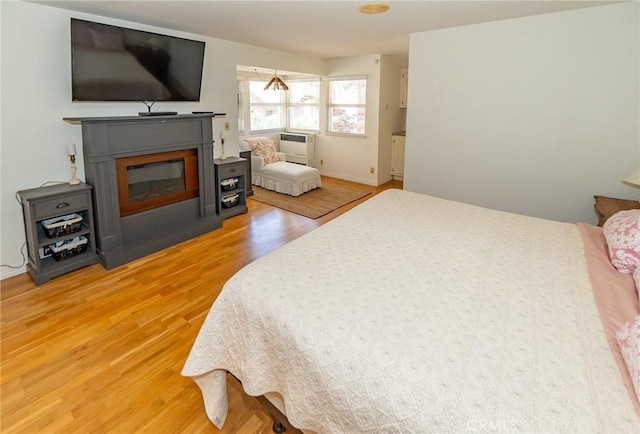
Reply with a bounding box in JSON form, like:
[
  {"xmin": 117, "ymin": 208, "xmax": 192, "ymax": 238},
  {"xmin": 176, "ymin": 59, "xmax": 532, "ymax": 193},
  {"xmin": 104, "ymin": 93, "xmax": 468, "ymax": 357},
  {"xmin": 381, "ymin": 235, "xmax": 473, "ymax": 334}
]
[{"xmin": 116, "ymin": 149, "xmax": 199, "ymax": 217}]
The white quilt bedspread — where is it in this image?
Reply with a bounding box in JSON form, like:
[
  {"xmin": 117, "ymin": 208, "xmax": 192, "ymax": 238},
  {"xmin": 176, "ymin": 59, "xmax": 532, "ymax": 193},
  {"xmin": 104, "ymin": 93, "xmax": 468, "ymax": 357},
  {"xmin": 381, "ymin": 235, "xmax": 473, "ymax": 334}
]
[{"xmin": 182, "ymin": 189, "xmax": 639, "ymax": 433}]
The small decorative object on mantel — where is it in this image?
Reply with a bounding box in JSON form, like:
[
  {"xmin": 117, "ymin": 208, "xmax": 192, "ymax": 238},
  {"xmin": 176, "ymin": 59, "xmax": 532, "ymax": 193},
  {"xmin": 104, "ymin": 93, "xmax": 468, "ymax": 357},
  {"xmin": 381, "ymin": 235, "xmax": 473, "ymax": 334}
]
[
  {"xmin": 138, "ymin": 100, "xmax": 177, "ymax": 117},
  {"xmin": 220, "ymin": 132, "xmax": 226, "ymax": 160},
  {"xmin": 67, "ymin": 143, "xmax": 80, "ymax": 185}
]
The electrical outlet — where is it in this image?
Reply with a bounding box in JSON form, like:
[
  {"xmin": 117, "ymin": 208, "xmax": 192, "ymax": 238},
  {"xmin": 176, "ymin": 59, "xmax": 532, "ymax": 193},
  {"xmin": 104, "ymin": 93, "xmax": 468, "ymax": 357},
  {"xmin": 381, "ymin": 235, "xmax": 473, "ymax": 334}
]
[
  {"xmin": 224, "ymin": 122, "xmax": 230, "ymax": 131},
  {"xmin": 320, "ymin": 159, "xmax": 324, "ymax": 165},
  {"xmin": 370, "ymin": 167, "xmax": 375, "ymax": 174}
]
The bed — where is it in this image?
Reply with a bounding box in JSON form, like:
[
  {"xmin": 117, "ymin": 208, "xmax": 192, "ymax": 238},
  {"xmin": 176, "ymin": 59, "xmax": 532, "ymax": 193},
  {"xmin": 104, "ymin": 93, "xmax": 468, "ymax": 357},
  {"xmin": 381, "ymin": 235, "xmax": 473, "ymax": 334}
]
[{"xmin": 182, "ymin": 189, "xmax": 640, "ymax": 432}]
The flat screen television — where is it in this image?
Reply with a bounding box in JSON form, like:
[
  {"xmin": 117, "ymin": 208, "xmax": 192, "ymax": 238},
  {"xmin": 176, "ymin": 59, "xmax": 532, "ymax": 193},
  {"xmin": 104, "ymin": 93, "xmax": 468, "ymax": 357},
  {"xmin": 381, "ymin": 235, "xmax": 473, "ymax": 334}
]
[{"xmin": 71, "ymin": 18, "xmax": 205, "ymax": 102}]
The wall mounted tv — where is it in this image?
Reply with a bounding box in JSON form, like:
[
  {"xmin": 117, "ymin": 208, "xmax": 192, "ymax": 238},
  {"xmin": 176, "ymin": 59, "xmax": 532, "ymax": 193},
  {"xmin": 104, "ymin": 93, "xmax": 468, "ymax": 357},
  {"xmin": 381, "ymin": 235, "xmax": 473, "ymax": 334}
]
[{"xmin": 71, "ymin": 18, "xmax": 205, "ymax": 102}]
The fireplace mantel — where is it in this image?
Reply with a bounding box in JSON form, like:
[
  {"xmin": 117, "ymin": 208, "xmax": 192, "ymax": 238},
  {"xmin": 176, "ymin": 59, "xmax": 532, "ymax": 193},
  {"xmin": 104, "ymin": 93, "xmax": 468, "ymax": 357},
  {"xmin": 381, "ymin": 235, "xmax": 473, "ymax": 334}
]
[
  {"xmin": 63, "ymin": 113, "xmax": 226, "ymax": 124},
  {"xmin": 65, "ymin": 114, "xmax": 223, "ymax": 269}
]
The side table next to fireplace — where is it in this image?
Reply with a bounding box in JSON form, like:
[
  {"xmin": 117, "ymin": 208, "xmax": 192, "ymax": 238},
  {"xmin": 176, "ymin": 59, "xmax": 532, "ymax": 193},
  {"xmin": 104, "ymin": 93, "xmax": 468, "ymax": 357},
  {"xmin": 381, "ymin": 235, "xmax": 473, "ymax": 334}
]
[{"xmin": 17, "ymin": 182, "xmax": 99, "ymax": 284}]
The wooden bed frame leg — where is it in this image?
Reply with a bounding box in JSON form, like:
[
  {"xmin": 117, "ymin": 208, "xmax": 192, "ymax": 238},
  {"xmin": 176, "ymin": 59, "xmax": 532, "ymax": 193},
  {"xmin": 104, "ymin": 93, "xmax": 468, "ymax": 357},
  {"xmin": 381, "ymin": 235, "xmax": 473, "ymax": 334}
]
[
  {"xmin": 230, "ymin": 373, "xmax": 291, "ymax": 433},
  {"xmin": 272, "ymin": 421, "xmax": 286, "ymax": 433}
]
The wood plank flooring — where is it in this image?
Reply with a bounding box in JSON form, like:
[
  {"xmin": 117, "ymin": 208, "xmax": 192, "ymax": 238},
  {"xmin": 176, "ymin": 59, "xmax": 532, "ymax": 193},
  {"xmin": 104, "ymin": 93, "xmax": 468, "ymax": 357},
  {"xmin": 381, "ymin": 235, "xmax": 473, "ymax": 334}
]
[{"xmin": 1, "ymin": 177, "xmax": 402, "ymax": 433}]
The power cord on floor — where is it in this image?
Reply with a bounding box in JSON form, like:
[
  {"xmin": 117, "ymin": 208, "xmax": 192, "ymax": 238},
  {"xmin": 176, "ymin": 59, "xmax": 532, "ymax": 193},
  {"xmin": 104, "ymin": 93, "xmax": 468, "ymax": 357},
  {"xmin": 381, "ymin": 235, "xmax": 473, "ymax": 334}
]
[{"xmin": 1, "ymin": 242, "xmax": 27, "ymax": 269}]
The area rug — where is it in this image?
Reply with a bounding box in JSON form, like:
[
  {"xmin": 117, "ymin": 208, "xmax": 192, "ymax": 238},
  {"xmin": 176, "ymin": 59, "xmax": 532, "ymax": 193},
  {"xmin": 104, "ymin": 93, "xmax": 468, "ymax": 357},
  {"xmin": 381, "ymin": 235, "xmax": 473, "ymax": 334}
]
[{"xmin": 249, "ymin": 184, "xmax": 371, "ymax": 219}]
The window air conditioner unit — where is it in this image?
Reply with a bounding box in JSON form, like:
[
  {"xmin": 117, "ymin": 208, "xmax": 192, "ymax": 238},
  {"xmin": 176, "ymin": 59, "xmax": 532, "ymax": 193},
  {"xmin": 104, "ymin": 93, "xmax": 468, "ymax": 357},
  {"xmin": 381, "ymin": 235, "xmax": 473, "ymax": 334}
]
[{"xmin": 279, "ymin": 133, "xmax": 315, "ymax": 166}]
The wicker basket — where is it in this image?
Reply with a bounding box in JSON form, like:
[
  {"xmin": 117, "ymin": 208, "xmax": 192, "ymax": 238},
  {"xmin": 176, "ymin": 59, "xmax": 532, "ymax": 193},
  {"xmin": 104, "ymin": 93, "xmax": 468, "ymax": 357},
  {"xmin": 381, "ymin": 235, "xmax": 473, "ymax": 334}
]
[
  {"xmin": 42, "ymin": 213, "xmax": 83, "ymax": 238},
  {"xmin": 221, "ymin": 178, "xmax": 239, "ymax": 191},
  {"xmin": 50, "ymin": 236, "xmax": 88, "ymax": 261},
  {"xmin": 221, "ymin": 194, "xmax": 239, "ymax": 208}
]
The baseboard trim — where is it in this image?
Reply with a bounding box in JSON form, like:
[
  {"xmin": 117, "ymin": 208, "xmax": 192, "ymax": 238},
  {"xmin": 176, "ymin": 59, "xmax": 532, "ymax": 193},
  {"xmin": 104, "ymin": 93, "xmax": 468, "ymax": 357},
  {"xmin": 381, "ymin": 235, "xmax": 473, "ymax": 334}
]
[
  {"xmin": 318, "ymin": 170, "xmax": 376, "ymax": 186},
  {"xmin": 1, "ymin": 267, "xmax": 26, "ymax": 281}
]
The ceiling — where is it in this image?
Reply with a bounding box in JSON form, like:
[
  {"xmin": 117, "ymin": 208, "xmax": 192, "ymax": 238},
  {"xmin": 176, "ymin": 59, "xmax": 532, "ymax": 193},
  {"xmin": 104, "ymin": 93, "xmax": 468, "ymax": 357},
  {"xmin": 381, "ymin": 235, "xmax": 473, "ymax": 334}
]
[{"xmin": 31, "ymin": 0, "xmax": 617, "ymax": 59}]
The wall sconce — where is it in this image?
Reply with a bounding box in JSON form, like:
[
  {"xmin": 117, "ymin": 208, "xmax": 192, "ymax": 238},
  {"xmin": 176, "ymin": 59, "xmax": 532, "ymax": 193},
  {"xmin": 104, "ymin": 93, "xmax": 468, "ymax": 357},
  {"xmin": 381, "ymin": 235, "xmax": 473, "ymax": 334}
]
[{"xmin": 67, "ymin": 143, "xmax": 80, "ymax": 185}]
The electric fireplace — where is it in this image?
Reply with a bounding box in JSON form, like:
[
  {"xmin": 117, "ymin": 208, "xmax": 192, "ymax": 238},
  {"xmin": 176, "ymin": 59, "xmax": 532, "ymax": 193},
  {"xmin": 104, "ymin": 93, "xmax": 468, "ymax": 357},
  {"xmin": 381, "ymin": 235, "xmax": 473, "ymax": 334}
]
[
  {"xmin": 116, "ymin": 149, "xmax": 199, "ymax": 217},
  {"xmin": 64, "ymin": 114, "xmax": 222, "ymax": 269}
]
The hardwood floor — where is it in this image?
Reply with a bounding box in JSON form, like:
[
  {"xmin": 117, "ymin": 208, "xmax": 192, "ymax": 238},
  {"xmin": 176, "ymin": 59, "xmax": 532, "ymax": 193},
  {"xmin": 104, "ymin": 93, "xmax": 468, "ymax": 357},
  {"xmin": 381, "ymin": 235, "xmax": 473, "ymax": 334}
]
[{"xmin": 1, "ymin": 177, "xmax": 402, "ymax": 433}]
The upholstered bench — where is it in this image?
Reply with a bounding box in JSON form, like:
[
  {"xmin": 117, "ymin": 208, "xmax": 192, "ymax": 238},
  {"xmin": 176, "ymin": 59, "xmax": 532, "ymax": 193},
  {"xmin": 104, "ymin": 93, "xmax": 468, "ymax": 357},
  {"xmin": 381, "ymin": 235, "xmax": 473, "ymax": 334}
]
[{"xmin": 244, "ymin": 137, "xmax": 321, "ymax": 197}]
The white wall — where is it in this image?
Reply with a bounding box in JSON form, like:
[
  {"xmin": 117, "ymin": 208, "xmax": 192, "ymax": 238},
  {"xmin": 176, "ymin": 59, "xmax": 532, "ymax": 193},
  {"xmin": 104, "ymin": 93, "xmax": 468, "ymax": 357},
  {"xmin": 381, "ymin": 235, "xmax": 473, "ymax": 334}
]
[
  {"xmin": 0, "ymin": 1, "xmax": 324, "ymax": 279},
  {"xmin": 405, "ymin": 2, "xmax": 639, "ymax": 223},
  {"xmin": 318, "ymin": 54, "xmax": 382, "ymax": 185}
]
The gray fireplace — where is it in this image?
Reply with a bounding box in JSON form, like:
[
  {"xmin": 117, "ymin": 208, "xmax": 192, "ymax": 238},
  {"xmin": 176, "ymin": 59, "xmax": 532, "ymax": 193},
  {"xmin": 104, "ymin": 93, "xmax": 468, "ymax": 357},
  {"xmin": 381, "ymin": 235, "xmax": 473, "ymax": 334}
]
[{"xmin": 64, "ymin": 114, "xmax": 222, "ymax": 269}]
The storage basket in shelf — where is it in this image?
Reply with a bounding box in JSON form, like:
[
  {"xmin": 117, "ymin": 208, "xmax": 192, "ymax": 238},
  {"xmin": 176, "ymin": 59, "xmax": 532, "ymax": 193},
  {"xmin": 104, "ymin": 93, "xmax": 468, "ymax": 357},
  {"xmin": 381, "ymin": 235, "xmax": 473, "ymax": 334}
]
[
  {"xmin": 49, "ymin": 235, "xmax": 88, "ymax": 261},
  {"xmin": 221, "ymin": 194, "xmax": 239, "ymax": 208},
  {"xmin": 221, "ymin": 177, "xmax": 239, "ymax": 191},
  {"xmin": 41, "ymin": 213, "xmax": 83, "ymax": 238}
]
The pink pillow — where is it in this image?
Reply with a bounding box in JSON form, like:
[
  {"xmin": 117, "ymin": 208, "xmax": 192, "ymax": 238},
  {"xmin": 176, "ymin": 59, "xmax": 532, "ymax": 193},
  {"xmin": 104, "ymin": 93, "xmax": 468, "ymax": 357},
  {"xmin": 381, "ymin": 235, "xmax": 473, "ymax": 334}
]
[
  {"xmin": 251, "ymin": 139, "xmax": 279, "ymax": 165},
  {"xmin": 603, "ymin": 209, "xmax": 640, "ymax": 274},
  {"xmin": 616, "ymin": 315, "xmax": 640, "ymax": 403}
]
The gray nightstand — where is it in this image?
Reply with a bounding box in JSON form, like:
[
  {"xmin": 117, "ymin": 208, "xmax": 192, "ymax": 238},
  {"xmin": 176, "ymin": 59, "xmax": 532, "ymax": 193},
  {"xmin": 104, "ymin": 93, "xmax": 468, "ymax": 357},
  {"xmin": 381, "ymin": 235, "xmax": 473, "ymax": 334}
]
[
  {"xmin": 17, "ymin": 183, "xmax": 99, "ymax": 285},
  {"xmin": 214, "ymin": 157, "xmax": 248, "ymax": 219}
]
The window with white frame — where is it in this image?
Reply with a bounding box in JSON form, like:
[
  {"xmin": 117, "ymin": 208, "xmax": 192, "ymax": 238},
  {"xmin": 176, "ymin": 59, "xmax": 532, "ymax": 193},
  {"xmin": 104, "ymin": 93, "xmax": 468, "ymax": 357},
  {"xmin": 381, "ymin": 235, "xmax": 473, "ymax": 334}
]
[
  {"xmin": 287, "ymin": 80, "xmax": 320, "ymax": 131},
  {"xmin": 237, "ymin": 73, "xmax": 321, "ymax": 133},
  {"xmin": 327, "ymin": 77, "xmax": 366, "ymax": 135},
  {"xmin": 249, "ymin": 80, "xmax": 285, "ymax": 131}
]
